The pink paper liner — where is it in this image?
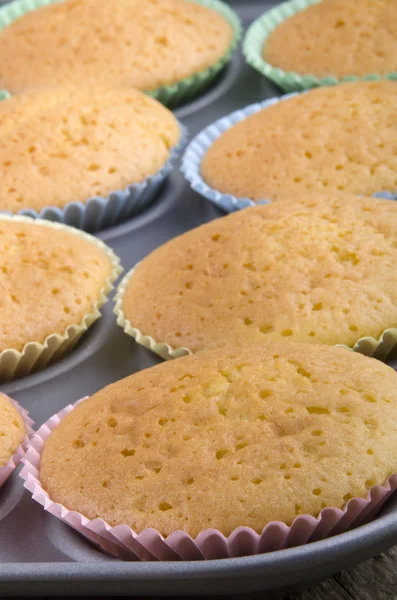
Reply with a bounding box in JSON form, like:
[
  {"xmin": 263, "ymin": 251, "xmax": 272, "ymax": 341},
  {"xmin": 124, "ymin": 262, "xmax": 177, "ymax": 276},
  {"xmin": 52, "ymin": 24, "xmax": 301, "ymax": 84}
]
[
  {"xmin": 20, "ymin": 398, "xmax": 397, "ymax": 561},
  {"xmin": 0, "ymin": 394, "xmax": 34, "ymax": 488}
]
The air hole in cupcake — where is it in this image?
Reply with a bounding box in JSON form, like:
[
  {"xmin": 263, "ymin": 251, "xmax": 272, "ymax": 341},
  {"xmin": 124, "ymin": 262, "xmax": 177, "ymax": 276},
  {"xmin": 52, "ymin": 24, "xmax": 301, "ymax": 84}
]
[
  {"xmin": 365, "ymin": 478, "xmax": 376, "ymax": 489},
  {"xmin": 121, "ymin": 448, "xmax": 135, "ymax": 457},
  {"xmin": 346, "ymin": 471, "xmax": 353, "ymax": 477},
  {"xmin": 230, "ymin": 476, "xmax": 238, "ymax": 481},
  {"xmin": 308, "ymin": 331, "xmax": 316, "ymax": 337},
  {"xmin": 102, "ymin": 480, "xmax": 109, "ymax": 488},
  {"xmin": 259, "ymin": 324, "xmax": 273, "ymax": 334},
  {"xmin": 107, "ymin": 417, "xmax": 117, "ymax": 429},
  {"xmin": 336, "ymin": 406, "xmax": 349, "ymax": 413},
  {"xmin": 243, "ymin": 317, "xmax": 253, "ymax": 326},
  {"xmin": 284, "ymin": 474, "xmax": 291, "ymax": 480},
  {"xmin": 144, "ymin": 433, "xmax": 152, "ymax": 439},
  {"xmin": 311, "ymin": 430, "xmax": 322, "ymax": 437},
  {"xmin": 343, "ymin": 493, "xmax": 353, "ymax": 503},
  {"xmin": 135, "ymin": 475, "xmax": 144, "ymax": 480},
  {"xmin": 285, "ymin": 407, "xmax": 294, "ymax": 414},
  {"xmin": 306, "ymin": 406, "xmax": 330, "ymax": 414},
  {"xmin": 293, "ymin": 463, "xmax": 301, "ymax": 469},
  {"xmin": 158, "ymin": 419, "xmax": 167, "ymax": 426},
  {"xmin": 297, "ymin": 367, "xmax": 311, "ymax": 378},
  {"xmin": 364, "ymin": 394, "xmax": 376, "ymax": 403},
  {"xmin": 312, "ymin": 488, "xmax": 321, "ymax": 496},
  {"xmin": 243, "ymin": 262, "xmax": 256, "ymax": 272},
  {"xmin": 312, "ymin": 302, "xmax": 323, "ymax": 311},
  {"xmin": 260, "ymin": 389, "xmax": 271, "ymax": 399},
  {"xmin": 235, "ymin": 443, "xmax": 247, "ymax": 451},
  {"xmin": 212, "ymin": 234, "xmax": 220, "ymax": 242},
  {"xmin": 295, "ymin": 504, "xmax": 302, "ymax": 515},
  {"xmin": 72, "ymin": 439, "xmax": 84, "ymax": 449},
  {"xmin": 158, "ymin": 502, "xmax": 172, "ymax": 512},
  {"xmin": 281, "ymin": 329, "xmax": 293, "ymax": 337},
  {"xmin": 251, "ymin": 478, "xmax": 262, "ymax": 485},
  {"xmin": 257, "ymin": 414, "xmax": 266, "ymax": 421},
  {"xmin": 216, "ymin": 449, "xmax": 227, "ymax": 460}
]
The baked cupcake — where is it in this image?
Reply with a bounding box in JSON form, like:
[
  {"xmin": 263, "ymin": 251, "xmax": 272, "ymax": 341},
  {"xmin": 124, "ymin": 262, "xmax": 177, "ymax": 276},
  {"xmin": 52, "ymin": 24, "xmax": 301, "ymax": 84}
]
[
  {"xmin": 0, "ymin": 0, "xmax": 241, "ymax": 106},
  {"xmin": 183, "ymin": 81, "xmax": 397, "ymax": 210},
  {"xmin": 115, "ymin": 193, "xmax": 397, "ymax": 360},
  {"xmin": 22, "ymin": 341, "xmax": 397, "ymax": 559},
  {"xmin": 0, "ymin": 215, "xmax": 121, "ymax": 381},
  {"xmin": 0, "ymin": 85, "xmax": 183, "ymax": 231},
  {"xmin": 0, "ymin": 394, "xmax": 33, "ymax": 487},
  {"xmin": 244, "ymin": 0, "xmax": 397, "ymax": 92}
]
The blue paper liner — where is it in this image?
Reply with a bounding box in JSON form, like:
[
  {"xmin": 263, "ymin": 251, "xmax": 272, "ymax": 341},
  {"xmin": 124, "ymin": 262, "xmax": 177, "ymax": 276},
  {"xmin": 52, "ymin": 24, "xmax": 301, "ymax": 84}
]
[
  {"xmin": 181, "ymin": 93, "xmax": 397, "ymax": 213},
  {"xmin": 0, "ymin": 112, "xmax": 188, "ymax": 232}
]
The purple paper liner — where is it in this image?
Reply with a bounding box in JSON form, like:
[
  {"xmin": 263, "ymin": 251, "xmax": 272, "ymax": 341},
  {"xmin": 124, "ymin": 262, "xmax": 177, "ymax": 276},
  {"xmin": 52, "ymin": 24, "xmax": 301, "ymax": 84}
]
[{"xmin": 20, "ymin": 398, "xmax": 397, "ymax": 561}]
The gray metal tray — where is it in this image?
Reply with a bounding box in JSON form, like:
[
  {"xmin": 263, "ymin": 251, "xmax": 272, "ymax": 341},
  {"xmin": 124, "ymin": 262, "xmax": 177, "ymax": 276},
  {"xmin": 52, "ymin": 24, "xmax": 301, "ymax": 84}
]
[{"xmin": 1, "ymin": 1, "xmax": 397, "ymax": 596}]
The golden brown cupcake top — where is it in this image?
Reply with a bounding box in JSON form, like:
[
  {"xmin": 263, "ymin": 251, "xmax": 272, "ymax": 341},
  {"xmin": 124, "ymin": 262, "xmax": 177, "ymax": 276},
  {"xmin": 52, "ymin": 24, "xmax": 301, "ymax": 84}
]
[
  {"xmin": 123, "ymin": 193, "xmax": 397, "ymax": 352},
  {"xmin": 0, "ymin": 218, "xmax": 113, "ymax": 352},
  {"xmin": 0, "ymin": 0, "xmax": 233, "ymax": 93},
  {"xmin": 0, "ymin": 394, "xmax": 25, "ymax": 467},
  {"xmin": 0, "ymin": 86, "xmax": 180, "ymax": 212},
  {"xmin": 41, "ymin": 341, "xmax": 397, "ymax": 536},
  {"xmin": 264, "ymin": 0, "xmax": 397, "ymax": 78},
  {"xmin": 201, "ymin": 81, "xmax": 397, "ymax": 201}
]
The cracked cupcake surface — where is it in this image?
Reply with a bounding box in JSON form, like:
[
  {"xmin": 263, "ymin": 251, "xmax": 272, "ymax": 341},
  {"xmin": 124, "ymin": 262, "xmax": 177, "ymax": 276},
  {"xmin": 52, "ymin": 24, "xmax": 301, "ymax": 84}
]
[
  {"xmin": 122, "ymin": 193, "xmax": 397, "ymax": 352},
  {"xmin": 264, "ymin": 0, "xmax": 397, "ymax": 79},
  {"xmin": 0, "ymin": 394, "xmax": 25, "ymax": 468},
  {"xmin": 40, "ymin": 341, "xmax": 397, "ymax": 536},
  {"xmin": 0, "ymin": 0, "xmax": 233, "ymax": 93},
  {"xmin": 0, "ymin": 86, "xmax": 180, "ymax": 212},
  {"xmin": 201, "ymin": 81, "xmax": 397, "ymax": 200}
]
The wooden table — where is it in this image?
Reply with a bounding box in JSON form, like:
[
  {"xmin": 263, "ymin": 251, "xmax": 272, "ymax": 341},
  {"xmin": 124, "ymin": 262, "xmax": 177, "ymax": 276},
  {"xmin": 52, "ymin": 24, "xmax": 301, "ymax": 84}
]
[{"xmin": 289, "ymin": 545, "xmax": 397, "ymax": 600}]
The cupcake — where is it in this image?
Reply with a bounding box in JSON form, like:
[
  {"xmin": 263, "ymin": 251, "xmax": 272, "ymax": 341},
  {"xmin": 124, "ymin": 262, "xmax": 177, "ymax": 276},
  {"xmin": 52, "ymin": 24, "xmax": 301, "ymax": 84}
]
[
  {"xmin": 0, "ymin": 394, "xmax": 34, "ymax": 487},
  {"xmin": 244, "ymin": 0, "xmax": 397, "ymax": 92},
  {"xmin": 183, "ymin": 80, "xmax": 397, "ymax": 211},
  {"xmin": 0, "ymin": 215, "xmax": 121, "ymax": 381},
  {"xmin": 115, "ymin": 193, "xmax": 397, "ymax": 361},
  {"xmin": 0, "ymin": 0, "xmax": 241, "ymax": 106},
  {"xmin": 0, "ymin": 85, "xmax": 184, "ymax": 231},
  {"xmin": 21, "ymin": 341, "xmax": 397, "ymax": 559}
]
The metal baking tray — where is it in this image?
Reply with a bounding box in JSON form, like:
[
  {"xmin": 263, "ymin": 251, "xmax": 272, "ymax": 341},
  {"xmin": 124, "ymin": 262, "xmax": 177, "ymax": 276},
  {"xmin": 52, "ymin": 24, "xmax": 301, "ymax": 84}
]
[{"xmin": 1, "ymin": 0, "xmax": 397, "ymax": 596}]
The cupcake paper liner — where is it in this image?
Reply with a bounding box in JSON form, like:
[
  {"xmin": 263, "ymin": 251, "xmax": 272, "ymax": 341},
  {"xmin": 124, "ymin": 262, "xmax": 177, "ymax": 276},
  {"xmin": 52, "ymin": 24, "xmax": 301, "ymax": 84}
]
[
  {"xmin": 114, "ymin": 265, "xmax": 397, "ymax": 363},
  {"xmin": 20, "ymin": 398, "xmax": 397, "ymax": 561},
  {"xmin": 243, "ymin": 0, "xmax": 397, "ymax": 93},
  {"xmin": 181, "ymin": 93, "xmax": 397, "ymax": 213},
  {"xmin": 0, "ymin": 214, "xmax": 122, "ymax": 382},
  {"xmin": 0, "ymin": 91, "xmax": 188, "ymax": 231},
  {"xmin": 0, "ymin": 0, "xmax": 242, "ymax": 109},
  {"xmin": 0, "ymin": 395, "xmax": 34, "ymax": 488}
]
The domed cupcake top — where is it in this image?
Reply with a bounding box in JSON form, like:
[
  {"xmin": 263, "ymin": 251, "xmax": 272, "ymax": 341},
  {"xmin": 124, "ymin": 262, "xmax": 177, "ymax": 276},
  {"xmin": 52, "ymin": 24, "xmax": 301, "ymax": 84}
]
[
  {"xmin": 122, "ymin": 193, "xmax": 397, "ymax": 352},
  {"xmin": 0, "ymin": 0, "xmax": 234, "ymax": 93},
  {"xmin": 201, "ymin": 81, "xmax": 397, "ymax": 200},
  {"xmin": 40, "ymin": 341, "xmax": 397, "ymax": 537},
  {"xmin": 0, "ymin": 86, "xmax": 180, "ymax": 212},
  {"xmin": 0, "ymin": 217, "xmax": 114, "ymax": 353},
  {"xmin": 0, "ymin": 393, "xmax": 25, "ymax": 467},
  {"xmin": 264, "ymin": 0, "xmax": 397, "ymax": 79}
]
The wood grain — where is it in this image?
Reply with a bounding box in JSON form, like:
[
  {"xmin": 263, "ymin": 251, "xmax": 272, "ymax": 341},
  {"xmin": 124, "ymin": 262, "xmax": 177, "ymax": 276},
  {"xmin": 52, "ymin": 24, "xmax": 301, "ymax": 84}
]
[{"xmin": 289, "ymin": 546, "xmax": 397, "ymax": 600}]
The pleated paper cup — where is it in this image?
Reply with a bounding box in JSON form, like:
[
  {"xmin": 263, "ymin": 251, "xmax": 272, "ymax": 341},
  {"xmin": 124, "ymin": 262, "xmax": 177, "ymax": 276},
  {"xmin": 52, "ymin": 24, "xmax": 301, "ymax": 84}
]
[
  {"xmin": 20, "ymin": 398, "xmax": 397, "ymax": 560},
  {"xmin": 0, "ymin": 395, "xmax": 34, "ymax": 488},
  {"xmin": 0, "ymin": 215, "xmax": 122, "ymax": 381},
  {"xmin": 243, "ymin": 0, "xmax": 397, "ymax": 93},
  {"xmin": 0, "ymin": 0, "xmax": 242, "ymax": 110}
]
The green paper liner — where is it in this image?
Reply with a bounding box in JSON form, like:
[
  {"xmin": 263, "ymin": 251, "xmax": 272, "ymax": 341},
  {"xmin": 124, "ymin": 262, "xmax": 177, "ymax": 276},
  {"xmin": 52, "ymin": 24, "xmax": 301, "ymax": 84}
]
[
  {"xmin": 0, "ymin": 215, "xmax": 122, "ymax": 382},
  {"xmin": 0, "ymin": 0, "xmax": 242, "ymax": 108},
  {"xmin": 243, "ymin": 0, "xmax": 397, "ymax": 93},
  {"xmin": 114, "ymin": 266, "xmax": 397, "ymax": 363}
]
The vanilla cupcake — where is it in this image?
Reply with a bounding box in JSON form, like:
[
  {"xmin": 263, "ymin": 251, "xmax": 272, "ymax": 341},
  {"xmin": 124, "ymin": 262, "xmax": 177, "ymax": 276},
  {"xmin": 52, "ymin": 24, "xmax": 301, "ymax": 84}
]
[
  {"xmin": 0, "ymin": 86, "xmax": 183, "ymax": 231},
  {"xmin": 22, "ymin": 341, "xmax": 397, "ymax": 558},
  {"xmin": 0, "ymin": 215, "xmax": 121, "ymax": 381},
  {"xmin": 115, "ymin": 193, "xmax": 397, "ymax": 360},
  {"xmin": 244, "ymin": 0, "xmax": 397, "ymax": 92},
  {"xmin": 191, "ymin": 81, "xmax": 397, "ymax": 205},
  {"xmin": 0, "ymin": 394, "xmax": 33, "ymax": 487},
  {"xmin": 0, "ymin": 0, "xmax": 241, "ymax": 105}
]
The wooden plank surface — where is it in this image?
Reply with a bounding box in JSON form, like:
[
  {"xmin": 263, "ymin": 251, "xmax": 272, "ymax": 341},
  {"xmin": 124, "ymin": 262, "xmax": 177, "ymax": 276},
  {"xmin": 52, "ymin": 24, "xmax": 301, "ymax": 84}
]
[{"xmin": 289, "ymin": 545, "xmax": 397, "ymax": 600}]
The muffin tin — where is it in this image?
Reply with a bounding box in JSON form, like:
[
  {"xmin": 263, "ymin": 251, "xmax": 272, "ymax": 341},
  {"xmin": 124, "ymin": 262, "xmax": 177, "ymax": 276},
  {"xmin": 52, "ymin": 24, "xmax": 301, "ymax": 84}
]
[{"xmin": 1, "ymin": 0, "xmax": 397, "ymax": 596}]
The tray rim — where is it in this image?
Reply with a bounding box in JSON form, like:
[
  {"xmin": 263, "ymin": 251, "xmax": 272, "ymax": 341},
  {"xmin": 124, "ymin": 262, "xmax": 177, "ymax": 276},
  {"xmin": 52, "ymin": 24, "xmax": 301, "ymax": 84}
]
[{"xmin": 1, "ymin": 506, "xmax": 397, "ymax": 580}]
